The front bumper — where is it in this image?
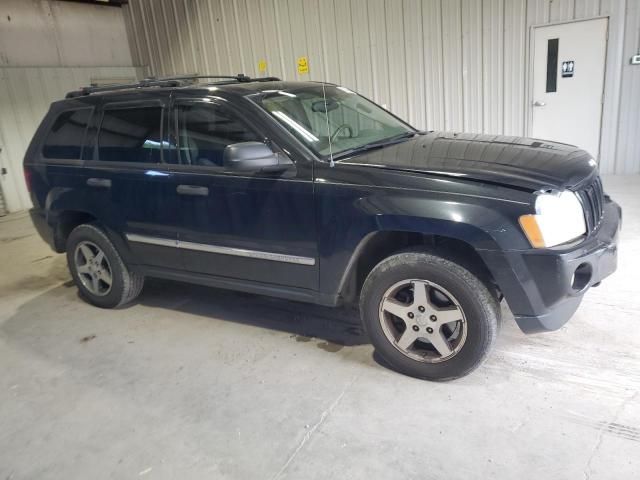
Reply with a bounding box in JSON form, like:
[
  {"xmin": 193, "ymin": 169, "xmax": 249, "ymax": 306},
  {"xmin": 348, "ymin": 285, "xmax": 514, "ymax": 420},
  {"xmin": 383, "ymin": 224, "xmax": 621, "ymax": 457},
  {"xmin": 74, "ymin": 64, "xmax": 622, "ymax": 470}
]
[{"xmin": 481, "ymin": 198, "xmax": 621, "ymax": 333}]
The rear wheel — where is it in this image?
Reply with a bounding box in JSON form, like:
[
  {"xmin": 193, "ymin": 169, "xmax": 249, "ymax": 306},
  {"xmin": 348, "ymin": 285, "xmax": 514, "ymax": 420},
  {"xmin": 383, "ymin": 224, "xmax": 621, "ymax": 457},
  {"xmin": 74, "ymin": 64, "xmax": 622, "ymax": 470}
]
[
  {"xmin": 66, "ymin": 223, "xmax": 144, "ymax": 308},
  {"xmin": 360, "ymin": 250, "xmax": 499, "ymax": 381}
]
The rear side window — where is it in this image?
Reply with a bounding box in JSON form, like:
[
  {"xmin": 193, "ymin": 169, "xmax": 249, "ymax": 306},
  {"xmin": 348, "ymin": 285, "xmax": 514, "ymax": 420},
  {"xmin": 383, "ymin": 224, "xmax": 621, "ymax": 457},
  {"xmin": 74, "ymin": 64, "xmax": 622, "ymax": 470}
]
[
  {"xmin": 176, "ymin": 103, "xmax": 260, "ymax": 167},
  {"xmin": 97, "ymin": 106, "xmax": 163, "ymax": 163},
  {"xmin": 43, "ymin": 108, "xmax": 93, "ymax": 159}
]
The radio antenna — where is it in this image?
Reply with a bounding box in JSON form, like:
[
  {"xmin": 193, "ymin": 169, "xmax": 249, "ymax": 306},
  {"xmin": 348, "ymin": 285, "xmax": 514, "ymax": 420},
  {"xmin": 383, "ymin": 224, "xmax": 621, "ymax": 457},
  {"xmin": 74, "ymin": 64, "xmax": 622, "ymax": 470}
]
[{"xmin": 321, "ymin": 82, "xmax": 335, "ymax": 167}]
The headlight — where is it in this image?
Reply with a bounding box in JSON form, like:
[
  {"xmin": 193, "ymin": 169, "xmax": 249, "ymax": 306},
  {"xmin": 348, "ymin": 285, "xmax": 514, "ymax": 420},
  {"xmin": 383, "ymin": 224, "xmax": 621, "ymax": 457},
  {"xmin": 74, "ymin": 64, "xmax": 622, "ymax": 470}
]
[{"xmin": 519, "ymin": 191, "xmax": 586, "ymax": 248}]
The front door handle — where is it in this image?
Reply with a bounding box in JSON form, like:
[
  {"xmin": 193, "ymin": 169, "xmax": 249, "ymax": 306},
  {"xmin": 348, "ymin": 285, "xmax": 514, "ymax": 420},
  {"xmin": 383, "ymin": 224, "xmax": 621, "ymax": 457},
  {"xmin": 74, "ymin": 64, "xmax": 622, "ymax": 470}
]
[
  {"xmin": 87, "ymin": 177, "xmax": 111, "ymax": 188},
  {"xmin": 533, "ymin": 101, "xmax": 546, "ymax": 107},
  {"xmin": 177, "ymin": 185, "xmax": 209, "ymax": 196}
]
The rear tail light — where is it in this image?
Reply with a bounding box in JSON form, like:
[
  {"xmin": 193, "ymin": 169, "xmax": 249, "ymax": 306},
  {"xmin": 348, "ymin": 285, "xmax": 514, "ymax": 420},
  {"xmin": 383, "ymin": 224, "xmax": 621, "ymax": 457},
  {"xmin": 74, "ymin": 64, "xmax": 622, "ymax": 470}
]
[{"xmin": 24, "ymin": 167, "xmax": 33, "ymax": 193}]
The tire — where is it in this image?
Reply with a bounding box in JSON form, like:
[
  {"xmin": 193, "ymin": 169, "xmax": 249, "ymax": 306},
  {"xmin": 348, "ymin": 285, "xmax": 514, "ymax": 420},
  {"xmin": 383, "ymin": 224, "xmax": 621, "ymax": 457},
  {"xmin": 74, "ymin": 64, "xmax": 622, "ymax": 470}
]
[
  {"xmin": 66, "ymin": 223, "xmax": 144, "ymax": 308},
  {"xmin": 360, "ymin": 250, "xmax": 500, "ymax": 381}
]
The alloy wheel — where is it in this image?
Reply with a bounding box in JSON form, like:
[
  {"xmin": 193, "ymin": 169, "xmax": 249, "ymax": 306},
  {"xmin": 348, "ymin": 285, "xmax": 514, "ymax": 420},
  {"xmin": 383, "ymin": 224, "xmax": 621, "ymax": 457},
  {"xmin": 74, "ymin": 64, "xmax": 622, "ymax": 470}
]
[
  {"xmin": 74, "ymin": 241, "xmax": 113, "ymax": 297},
  {"xmin": 378, "ymin": 279, "xmax": 467, "ymax": 363}
]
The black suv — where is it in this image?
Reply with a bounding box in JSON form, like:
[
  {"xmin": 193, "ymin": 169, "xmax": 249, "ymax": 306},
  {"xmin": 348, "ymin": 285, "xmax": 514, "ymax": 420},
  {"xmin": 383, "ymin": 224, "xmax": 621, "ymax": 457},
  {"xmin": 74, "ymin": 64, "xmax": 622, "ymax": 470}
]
[{"xmin": 24, "ymin": 75, "xmax": 621, "ymax": 380}]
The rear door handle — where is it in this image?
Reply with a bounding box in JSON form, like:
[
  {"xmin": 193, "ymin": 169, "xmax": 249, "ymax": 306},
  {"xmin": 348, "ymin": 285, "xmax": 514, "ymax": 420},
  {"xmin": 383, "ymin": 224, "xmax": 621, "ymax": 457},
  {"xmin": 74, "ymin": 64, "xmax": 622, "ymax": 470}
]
[
  {"xmin": 86, "ymin": 177, "xmax": 111, "ymax": 188},
  {"xmin": 177, "ymin": 185, "xmax": 209, "ymax": 196}
]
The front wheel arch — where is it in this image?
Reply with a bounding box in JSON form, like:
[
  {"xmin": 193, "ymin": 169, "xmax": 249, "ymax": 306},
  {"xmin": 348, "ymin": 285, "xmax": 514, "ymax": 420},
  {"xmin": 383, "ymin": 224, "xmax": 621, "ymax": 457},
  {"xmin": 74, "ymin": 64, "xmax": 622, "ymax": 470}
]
[{"xmin": 338, "ymin": 230, "xmax": 500, "ymax": 305}]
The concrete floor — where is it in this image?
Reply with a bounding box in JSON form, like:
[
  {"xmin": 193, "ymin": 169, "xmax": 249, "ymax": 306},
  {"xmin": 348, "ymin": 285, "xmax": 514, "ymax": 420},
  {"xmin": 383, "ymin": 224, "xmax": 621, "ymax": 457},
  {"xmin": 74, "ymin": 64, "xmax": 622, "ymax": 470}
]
[{"xmin": 1, "ymin": 175, "xmax": 639, "ymax": 480}]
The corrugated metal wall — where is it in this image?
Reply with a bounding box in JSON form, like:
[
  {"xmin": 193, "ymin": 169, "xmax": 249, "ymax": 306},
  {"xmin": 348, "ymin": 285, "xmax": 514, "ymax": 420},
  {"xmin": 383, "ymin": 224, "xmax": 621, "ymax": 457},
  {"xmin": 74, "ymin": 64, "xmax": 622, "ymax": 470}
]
[
  {"xmin": 0, "ymin": 0, "xmax": 139, "ymax": 213},
  {"xmin": 0, "ymin": 0, "xmax": 133, "ymax": 68},
  {"xmin": 0, "ymin": 67, "xmax": 144, "ymax": 212},
  {"xmin": 124, "ymin": 0, "xmax": 640, "ymax": 174}
]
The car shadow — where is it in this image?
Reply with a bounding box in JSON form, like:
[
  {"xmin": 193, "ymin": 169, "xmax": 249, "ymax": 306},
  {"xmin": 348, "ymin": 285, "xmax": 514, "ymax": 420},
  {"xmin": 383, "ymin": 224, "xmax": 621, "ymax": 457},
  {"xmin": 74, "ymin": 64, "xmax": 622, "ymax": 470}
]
[
  {"xmin": 1, "ymin": 271, "xmax": 372, "ymax": 394},
  {"xmin": 2, "ymin": 255, "xmax": 517, "ymax": 379},
  {"xmin": 2, "ymin": 251, "xmax": 367, "ymax": 352},
  {"xmin": 134, "ymin": 277, "xmax": 368, "ymax": 347}
]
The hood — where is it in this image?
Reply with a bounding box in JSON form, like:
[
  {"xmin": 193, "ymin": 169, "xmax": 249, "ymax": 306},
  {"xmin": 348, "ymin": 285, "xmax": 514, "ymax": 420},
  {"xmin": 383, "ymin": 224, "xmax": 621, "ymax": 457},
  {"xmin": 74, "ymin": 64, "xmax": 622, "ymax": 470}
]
[{"xmin": 341, "ymin": 131, "xmax": 597, "ymax": 191}]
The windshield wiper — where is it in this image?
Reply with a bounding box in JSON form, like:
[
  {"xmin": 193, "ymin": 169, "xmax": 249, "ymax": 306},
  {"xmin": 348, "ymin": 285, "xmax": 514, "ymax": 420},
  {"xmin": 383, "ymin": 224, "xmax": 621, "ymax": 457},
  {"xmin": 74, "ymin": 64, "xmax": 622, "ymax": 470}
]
[{"xmin": 332, "ymin": 131, "xmax": 421, "ymax": 161}]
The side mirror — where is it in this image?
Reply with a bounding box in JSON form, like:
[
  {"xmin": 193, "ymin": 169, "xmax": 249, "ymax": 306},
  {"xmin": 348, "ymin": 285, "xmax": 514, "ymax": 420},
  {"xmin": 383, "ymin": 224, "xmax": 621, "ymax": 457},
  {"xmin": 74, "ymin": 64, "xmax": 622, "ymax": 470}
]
[{"xmin": 223, "ymin": 141, "xmax": 293, "ymax": 173}]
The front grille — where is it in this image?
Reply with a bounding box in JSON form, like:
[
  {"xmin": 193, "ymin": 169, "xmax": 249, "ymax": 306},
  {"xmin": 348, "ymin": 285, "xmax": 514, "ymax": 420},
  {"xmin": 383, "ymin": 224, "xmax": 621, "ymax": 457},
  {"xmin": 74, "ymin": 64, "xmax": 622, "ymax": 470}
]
[{"xmin": 576, "ymin": 175, "xmax": 605, "ymax": 232}]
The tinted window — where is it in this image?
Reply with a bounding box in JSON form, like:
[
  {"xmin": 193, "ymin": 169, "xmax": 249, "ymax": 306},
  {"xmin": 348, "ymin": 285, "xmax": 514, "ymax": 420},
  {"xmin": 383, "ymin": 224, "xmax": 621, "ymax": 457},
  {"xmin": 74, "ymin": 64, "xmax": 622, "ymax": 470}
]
[
  {"xmin": 176, "ymin": 103, "xmax": 260, "ymax": 167},
  {"xmin": 43, "ymin": 108, "xmax": 93, "ymax": 159},
  {"xmin": 97, "ymin": 106, "xmax": 163, "ymax": 163}
]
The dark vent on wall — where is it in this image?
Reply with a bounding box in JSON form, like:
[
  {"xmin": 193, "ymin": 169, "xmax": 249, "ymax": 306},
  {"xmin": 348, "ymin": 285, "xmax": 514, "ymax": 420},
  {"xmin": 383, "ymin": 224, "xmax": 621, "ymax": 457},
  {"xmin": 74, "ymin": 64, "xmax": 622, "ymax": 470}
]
[{"xmin": 546, "ymin": 38, "xmax": 559, "ymax": 93}]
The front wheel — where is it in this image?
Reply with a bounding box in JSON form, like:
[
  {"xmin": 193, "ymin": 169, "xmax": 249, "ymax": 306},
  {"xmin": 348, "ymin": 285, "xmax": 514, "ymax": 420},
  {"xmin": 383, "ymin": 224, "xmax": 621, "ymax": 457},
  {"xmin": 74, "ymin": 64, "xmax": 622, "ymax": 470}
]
[{"xmin": 360, "ymin": 251, "xmax": 500, "ymax": 381}]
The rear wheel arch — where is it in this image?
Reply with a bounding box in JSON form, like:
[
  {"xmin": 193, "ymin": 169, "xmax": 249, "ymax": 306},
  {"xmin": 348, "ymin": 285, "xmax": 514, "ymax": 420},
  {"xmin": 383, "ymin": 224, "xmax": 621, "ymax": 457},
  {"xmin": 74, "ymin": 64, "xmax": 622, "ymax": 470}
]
[
  {"xmin": 50, "ymin": 209, "xmax": 139, "ymax": 268},
  {"xmin": 52, "ymin": 210, "xmax": 97, "ymax": 252}
]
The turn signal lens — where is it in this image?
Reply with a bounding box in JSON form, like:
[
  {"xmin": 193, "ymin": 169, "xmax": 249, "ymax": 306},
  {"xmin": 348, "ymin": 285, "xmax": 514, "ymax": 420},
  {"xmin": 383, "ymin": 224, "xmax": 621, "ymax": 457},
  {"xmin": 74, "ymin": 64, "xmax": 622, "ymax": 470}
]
[{"xmin": 519, "ymin": 214, "xmax": 545, "ymax": 248}]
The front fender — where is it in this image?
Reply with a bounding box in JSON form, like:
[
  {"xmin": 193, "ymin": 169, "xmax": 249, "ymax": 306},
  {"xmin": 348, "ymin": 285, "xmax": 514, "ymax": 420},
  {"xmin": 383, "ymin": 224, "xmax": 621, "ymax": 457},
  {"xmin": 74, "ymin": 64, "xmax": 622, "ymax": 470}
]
[{"xmin": 317, "ymin": 185, "xmax": 531, "ymax": 295}]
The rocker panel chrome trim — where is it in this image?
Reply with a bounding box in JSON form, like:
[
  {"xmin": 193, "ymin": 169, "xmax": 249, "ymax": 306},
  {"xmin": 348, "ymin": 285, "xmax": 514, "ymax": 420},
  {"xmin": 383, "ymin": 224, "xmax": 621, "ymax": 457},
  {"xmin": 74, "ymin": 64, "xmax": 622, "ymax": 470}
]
[
  {"xmin": 125, "ymin": 233, "xmax": 178, "ymax": 248},
  {"xmin": 125, "ymin": 233, "xmax": 315, "ymax": 266}
]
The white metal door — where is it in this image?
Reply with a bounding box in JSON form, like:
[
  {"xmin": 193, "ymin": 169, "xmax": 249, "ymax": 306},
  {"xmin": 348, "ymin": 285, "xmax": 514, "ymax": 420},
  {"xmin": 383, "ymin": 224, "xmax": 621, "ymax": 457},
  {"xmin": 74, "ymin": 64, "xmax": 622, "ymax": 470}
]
[{"xmin": 531, "ymin": 18, "xmax": 608, "ymax": 158}]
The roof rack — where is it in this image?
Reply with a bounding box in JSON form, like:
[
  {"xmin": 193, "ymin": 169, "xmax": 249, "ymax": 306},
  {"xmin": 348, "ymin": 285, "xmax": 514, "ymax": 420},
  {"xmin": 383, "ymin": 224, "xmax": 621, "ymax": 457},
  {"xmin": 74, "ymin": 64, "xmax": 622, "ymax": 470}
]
[
  {"xmin": 65, "ymin": 74, "xmax": 282, "ymax": 98},
  {"xmin": 144, "ymin": 74, "xmax": 277, "ymax": 83}
]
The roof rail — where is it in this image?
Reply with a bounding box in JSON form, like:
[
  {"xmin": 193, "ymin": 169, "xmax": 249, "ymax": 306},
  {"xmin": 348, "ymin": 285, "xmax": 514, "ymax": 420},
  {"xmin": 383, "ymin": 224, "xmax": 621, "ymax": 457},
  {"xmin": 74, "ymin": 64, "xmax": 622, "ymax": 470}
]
[
  {"xmin": 65, "ymin": 78, "xmax": 183, "ymax": 98},
  {"xmin": 65, "ymin": 74, "xmax": 282, "ymax": 98},
  {"xmin": 145, "ymin": 74, "xmax": 281, "ymax": 84}
]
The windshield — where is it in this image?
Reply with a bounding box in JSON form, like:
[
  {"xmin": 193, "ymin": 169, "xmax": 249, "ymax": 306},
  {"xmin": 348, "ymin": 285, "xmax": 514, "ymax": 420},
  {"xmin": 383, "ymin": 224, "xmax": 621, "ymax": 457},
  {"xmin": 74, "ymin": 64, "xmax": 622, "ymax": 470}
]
[{"xmin": 251, "ymin": 85, "xmax": 415, "ymax": 158}]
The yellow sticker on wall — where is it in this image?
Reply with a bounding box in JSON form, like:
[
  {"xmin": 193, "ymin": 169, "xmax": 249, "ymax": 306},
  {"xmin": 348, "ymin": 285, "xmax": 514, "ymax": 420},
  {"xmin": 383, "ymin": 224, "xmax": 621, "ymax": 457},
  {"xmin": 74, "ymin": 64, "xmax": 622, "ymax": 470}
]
[
  {"xmin": 258, "ymin": 59, "xmax": 267, "ymax": 73},
  {"xmin": 297, "ymin": 56, "xmax": 309, "ymax": 74}
]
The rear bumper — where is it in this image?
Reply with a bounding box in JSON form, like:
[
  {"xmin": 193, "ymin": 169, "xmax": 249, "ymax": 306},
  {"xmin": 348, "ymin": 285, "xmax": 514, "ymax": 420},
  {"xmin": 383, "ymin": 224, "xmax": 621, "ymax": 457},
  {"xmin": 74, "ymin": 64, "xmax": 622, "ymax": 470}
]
[
  {"xmin": 29, "ymin": 208, "xmax": 58, "ymax": 252},
  {"xmin": 481, "ymin": 198, "xmax": 621, "ymax": 333}
]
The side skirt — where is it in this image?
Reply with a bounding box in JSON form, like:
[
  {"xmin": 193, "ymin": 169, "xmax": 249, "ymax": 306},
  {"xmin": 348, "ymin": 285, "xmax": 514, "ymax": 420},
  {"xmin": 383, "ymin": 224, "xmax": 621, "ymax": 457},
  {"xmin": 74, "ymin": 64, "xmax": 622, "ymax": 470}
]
[{"xmin": 134, "ymin": 265, "xmax": 341, "ymax": 307}]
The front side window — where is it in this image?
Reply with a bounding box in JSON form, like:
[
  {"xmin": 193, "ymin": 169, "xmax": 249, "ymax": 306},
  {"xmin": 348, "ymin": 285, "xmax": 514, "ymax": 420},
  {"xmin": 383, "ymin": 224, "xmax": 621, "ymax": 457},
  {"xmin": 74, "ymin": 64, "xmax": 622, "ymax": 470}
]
[
  {"xmin": 251, "ymin": 85, "xmax": 415, "ymax": 159},
  {"xmin": 97, "ymin": 106, "xmax": 163, "ymax": 163},
  {"xmin": 175, "ymin": 103, "xmax": 260, "ymax": 167},
  {"xmin": 43, "ymin": 108, "xmax": 93, "ymax": 159}
]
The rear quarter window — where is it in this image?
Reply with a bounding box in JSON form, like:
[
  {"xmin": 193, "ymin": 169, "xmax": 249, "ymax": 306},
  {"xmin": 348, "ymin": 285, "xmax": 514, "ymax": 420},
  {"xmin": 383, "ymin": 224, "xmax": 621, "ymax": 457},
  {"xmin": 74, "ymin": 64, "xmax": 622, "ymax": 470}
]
[{"xmin": 42, "ymin": 108, "xmax": 93, "ymax": 159}]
